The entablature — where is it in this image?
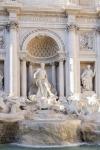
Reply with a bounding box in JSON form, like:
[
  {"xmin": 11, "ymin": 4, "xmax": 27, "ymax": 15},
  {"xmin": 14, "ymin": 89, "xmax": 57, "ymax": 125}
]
[{"xmin": 79, "ymin": 50, "xmax": 96, "ymax": 62}]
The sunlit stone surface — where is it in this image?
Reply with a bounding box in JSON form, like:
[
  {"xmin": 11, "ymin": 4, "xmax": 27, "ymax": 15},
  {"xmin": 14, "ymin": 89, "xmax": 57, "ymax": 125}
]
[{"xmin": 0, "ymin": 0, "xmax": 100, "ymax": 146}]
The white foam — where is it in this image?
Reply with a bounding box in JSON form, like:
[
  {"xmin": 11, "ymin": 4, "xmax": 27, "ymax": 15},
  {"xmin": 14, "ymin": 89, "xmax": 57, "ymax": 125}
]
[{"xmin": 11, "ymin": 142, "xmax": 93, "ymax": 148}]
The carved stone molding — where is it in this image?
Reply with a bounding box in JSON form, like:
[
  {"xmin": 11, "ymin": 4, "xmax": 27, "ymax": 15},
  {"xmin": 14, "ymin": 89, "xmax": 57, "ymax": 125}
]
[
  {"xmin": 50, "ymin": 62, "xmax": 55, "ymax": 66},
  {"xmin": 19, "ymin": 51, "xmax": 66, "ymax": 64},
  {"xmin": 96, "ymin": 27, "xmax": 100, "ymax": 33},
  {"xmin": 21, "ymin": 29, "xmax": 65, "ymax": 52},
  {"xmin": 76, "ymin": 16, "xmax": 97, "ymax": 25},
  {"xmin": 67, "ymin": 23, "xmax": 79, "ymax": 31},
  {"xmin": 79, "ymin": 31, "xmax": 95, "ymax": 51},
  {"xmin": 57, "ymin": 51, "xmax": 66, "ymax": 62},
  {"xmin": 0, "ymin": 50, "xmax": 6, "ymax": 60},
  {"xmin": 6, "ymin": 21, "xmax": 18, "ymax": 32},
  {"xmin": 0, "ymin": 36, "xmax": 4, "ymax": 49}
]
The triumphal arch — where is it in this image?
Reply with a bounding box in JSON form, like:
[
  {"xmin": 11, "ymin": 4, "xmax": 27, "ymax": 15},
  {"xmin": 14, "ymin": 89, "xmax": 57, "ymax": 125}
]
[{"xmin": 0, "ymin": 0, "xmax": 100, "ymax": 100}]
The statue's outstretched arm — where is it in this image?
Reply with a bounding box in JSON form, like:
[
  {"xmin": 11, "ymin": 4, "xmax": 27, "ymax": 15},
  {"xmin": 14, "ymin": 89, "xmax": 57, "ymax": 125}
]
[
  {"xmin": 81, "ymin": 71, "xmax": 85, "ymax": 79},
  {"xmin": 34, "ymin": 69, "xmax": 40, "ymax": 79}
]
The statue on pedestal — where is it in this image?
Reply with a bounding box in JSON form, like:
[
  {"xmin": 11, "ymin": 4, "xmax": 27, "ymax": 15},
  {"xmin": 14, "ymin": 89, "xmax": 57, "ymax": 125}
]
[
  {"xmin": 81, "ymin": 65, "xmax": 95, "ymax": 92},
  {"xmin": 34, "ymin": 63, "xmax": 54, "ymax": 98},
  {"xmin": 29, "ymin": 63, "xmax": 58, "ymax": 109}
]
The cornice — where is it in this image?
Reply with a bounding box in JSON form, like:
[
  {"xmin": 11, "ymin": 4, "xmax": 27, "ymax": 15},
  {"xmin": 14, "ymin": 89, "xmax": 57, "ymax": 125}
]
[
  {"xmin": 19, "ymin": 50, "xmax": 66, "ymax": 64},
  {"xmin": 1, "ymin": 1, "xmax": 22, "ymax": 14},
  {"xmin": 65, "ymin": 5, "xmax": 81, "ymax": 15},
  {"xmin": 20, "ymin": 10, "xmax": 65, "ymax": 17},
  {"xmin": 66, "ymin": 6, "xmax": 99, "ymax": 17},
  {"xmin": 20, "ymin": 6, "xmax": 66, "ymax": 17},
  {"xmin": 0, "ymin": 1, "xmax": 100, "ymax": 17}
]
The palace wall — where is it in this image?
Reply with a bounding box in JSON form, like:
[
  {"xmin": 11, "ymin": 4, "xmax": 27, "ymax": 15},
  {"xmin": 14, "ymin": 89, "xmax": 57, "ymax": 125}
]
[{"xmin": 0, "ymin": 0, "xmax": 100, "ymax": 98}]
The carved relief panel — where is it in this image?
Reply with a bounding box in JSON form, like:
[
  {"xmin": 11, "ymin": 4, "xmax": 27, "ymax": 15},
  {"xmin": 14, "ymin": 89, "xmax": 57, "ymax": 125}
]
[
  {"xmin": 0, "ymin": 28, "xmax": 4, "ymax": 49},
  {"xmin": 79, "ymin": 31, "xmax": 95, "ymax": 51}
]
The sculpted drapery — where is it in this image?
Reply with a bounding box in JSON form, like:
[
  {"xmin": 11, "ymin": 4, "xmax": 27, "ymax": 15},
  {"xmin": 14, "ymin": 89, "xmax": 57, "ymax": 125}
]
[
  {"xmin": 81, "ymin": 65, "xmax": 95, "ymax": 91},
  {"xmin": 34, "ymin": 63, "xmax": 54, "ymax": 98}
]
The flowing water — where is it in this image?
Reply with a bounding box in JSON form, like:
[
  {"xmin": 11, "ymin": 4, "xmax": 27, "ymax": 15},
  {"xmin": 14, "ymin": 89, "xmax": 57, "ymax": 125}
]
[{"xmin": 0, "ymin": 145, "xmax": 100, "ymax": 150}]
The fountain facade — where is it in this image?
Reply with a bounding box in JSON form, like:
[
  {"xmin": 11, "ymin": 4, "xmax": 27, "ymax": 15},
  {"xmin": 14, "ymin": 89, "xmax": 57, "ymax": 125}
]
[{"xmin": 0, "ymin": 0, "xmax": 99, "ymax": 146}]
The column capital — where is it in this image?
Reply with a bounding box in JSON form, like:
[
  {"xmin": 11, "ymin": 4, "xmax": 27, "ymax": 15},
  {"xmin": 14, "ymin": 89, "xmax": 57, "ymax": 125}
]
[
  {"xmin": 67, "ymin": 23, "xmax": 79, "ymax": 31},
  {"xmin": 6, "ymin": 21, "xmax": 18, "ymax": 32},
  {"xmin": 95, "ymin": 27, "xmax": 100, "ymax": 34},
  {"xmin": 50, "ymin": 62, "xmax": 55, "ymax": 66},
  {"xmin": 19, "ymin": 52, "xmax": 27, "ymax": 61},
  {"xmin": 58, "ymin": 51, "xmax": 66, "ymax": 62},
  {"xmin": 59, "ymin": 59, "xmax": 64, "ymax": 63},
  {"xmin": 29, "ymin": 62, "xmax": 33, "ymax": 66}
]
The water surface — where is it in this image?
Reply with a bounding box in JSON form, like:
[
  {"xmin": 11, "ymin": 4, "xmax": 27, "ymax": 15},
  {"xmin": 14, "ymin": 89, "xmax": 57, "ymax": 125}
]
[{"xmin": 0, "ymin": 145, "xmax": 100, "ymax": 150}]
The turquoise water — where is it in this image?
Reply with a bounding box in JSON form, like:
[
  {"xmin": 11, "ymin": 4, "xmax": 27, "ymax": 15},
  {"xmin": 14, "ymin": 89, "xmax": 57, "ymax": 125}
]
[{"xmin": 0, "ymin": 145, "xmax": 100, "ymax": 150}]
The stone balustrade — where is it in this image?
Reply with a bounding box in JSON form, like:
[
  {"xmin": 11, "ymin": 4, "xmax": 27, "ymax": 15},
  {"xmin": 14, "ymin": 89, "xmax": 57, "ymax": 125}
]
[{"xmin": 0, "ymin": 0, "xmax": 100, "ymax": 9}]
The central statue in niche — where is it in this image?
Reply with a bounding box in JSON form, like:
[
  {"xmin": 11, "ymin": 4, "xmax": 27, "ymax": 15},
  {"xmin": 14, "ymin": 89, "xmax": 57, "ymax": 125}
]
[
  {"xmin": 34, "ymin": 63, "xmax": 54, "ymax": 98},
  {"xmin": 29, "ymin": 63, "xmax": 58, "ymax": 109}
]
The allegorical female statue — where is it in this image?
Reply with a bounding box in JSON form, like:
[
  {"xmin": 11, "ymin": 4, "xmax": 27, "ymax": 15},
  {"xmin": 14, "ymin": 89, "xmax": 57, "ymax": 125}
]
[
  {"xmin": 81, "ymin": 65, "xmax": 95, "ymax": 91},
  {"xmin": 34, "ymin": 63, "xmax": 54, "ymax": 98}
]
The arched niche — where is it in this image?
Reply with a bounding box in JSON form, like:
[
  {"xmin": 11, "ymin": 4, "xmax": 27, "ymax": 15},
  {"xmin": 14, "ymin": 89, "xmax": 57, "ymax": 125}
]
[
  {"xmin": 21, "ymin": 30, "xmax": 65, "ymax": 53},
  {"xmin": 27, "ymin": 35, "xmax": 59, "ymax": 58},
  {"xmin": 20, "ymin": 30, "xmax": 66, "ymax": 96}
]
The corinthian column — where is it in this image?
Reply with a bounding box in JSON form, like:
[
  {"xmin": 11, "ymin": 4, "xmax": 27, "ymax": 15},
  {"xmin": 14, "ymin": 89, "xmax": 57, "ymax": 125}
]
[
  {"xmin": 67, "ymin": 23, "xmax": 79, "ymax": 95},
  {"xmin": 21, "ymin": 60, "xmax": 27, "ymax": 97},
  {"xmin": 59, "ymin": 59, "xmax": 64, "ymax": 97},
  {"xmin": 51, "ymin": 62, "xmax": 56, "ymax": 88},
  {"xmin": 6, "ymin": 21, "xmax": 19, "ymax": 96},
  {"xmin": 29, "ymin": 63, "xmax": 33, "ymax": 87}
]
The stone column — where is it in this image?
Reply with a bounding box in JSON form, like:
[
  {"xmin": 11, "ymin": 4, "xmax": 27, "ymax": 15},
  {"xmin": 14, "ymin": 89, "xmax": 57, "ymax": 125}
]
[
  {"xmin": 4, "ymin": 26, "xmax": 9, "ymax": 93},
  {"xmin": 96, "ymin": 29, "xmax": 100, "ymax": 98},
  {"xmin": 59, "ymin": 60, "xmax": 64, "ymax": 97},
  {"xmin": 5, "ymin": 22, "xmax": 19, "ymax": 96},
  {"xmin": 29, "ymin": 63, "xmax": 33, "ymax": 87},
  {"xmin": 76, "ymin": 29, "xmax": 80, "ymax": 93},
  {"xmin": 21, "ymin": 60, "xmax": 27, "ymax": 97},
  {"xmin": 51, "ymin": 62, "xmax": 56, "ymax": 88},
  {"xmin": 67, "ymin": 23, "xmax": 79, "ymax": 95},
  {"xmin": 65, "ymin": 58, "xmax": 69, "ymax": 97}
]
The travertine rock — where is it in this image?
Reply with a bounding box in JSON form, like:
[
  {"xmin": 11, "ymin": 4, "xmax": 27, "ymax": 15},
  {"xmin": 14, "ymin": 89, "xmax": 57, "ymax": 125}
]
[
  {"xmin": 0, "ymin": 122, "xmax": 19, "ymax": 144},
  {"xmin": 81, "ymin": 113, "xmax": 100, "ymax": 143},
  {"xmin": 18, "ymin": 118, "xmax": 81, "ymax": 145}
]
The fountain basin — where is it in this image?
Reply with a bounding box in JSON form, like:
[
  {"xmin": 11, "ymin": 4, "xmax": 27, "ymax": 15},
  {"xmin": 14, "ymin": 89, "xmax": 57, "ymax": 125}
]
[{"xmin": 18, "ymin": 110, "xmax": 81, "ymax": 145}]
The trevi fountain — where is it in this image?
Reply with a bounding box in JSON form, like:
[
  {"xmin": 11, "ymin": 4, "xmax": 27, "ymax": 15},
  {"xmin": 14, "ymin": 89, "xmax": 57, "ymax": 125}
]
[{"xmin": 0, "ymin": 0, "xmax": 100, "ymax": 150}]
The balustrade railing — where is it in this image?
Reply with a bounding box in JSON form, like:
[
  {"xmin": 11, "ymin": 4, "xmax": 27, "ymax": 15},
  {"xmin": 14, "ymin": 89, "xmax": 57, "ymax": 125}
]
[{"xmin": 0, "ymin": 0, "xmax": 100, "ymax": 9}]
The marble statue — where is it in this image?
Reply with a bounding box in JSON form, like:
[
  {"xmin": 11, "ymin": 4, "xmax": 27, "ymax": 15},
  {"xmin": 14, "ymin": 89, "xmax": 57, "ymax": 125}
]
[
  {"xmin": 29, "ymin": 63, "xmax": 58, "ymax": 109},
  {"xmin": 34, "ymin": 63, "xmax": 54, "ymax": 98},
  {"xmin": 0, "ymin": 93, "xmax": 28, "ymax": 122},
  {"xmin": 81, "ymin": 65, "xmax": 95, "ymax": 91},
  {"xmin": 66, "ymin": 93, "xmax": 100, "ymax": 115}
]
